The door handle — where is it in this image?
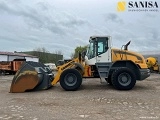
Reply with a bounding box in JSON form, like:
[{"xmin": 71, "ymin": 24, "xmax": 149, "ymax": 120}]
[{"xmin": 98, "ymin": 56, "xmax": 101, "ymax": 57}]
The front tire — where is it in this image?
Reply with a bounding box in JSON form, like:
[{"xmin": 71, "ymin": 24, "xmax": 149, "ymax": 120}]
[
  {"xmin": 60, "ymin": 69, "xmax": 82, "ymax": 91},
  {"xmin": 111, "ymin": 68, "xmax": 136, "ymax": 90}
]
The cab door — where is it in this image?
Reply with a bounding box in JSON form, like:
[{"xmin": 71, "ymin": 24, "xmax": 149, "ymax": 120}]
[{"xmin": 96, "ymin": 37, "xmax": 111, "ymax": 63}]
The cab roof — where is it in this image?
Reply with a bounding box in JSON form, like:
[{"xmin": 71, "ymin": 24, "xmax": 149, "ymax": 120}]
[{"xmin": 90, "ymin": 36, "xmax": 111, "ymax": 39}]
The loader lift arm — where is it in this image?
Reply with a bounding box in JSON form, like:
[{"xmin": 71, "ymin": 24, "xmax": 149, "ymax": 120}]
[{"xmin": 51, "ymin": 57, "xmax": 83, "ymax": 85}]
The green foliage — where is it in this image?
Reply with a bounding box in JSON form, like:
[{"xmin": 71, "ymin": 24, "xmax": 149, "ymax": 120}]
[
  {"xmin": 73, "ymin": 46, "xmax": 88, "ymax": 58},
  {"xmin": 22, "ymin": 47, "xmax": 63, "ymax": 63}
]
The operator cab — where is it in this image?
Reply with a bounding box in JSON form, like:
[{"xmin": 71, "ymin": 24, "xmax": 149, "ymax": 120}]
[{"xmin": 85, "ymin": 36, "xmax": 112, "ymax": 65}]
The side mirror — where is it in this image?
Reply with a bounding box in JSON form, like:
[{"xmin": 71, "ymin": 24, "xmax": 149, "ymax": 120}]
[{"xmin": 81, "ymin": 50, "xmax": 87, "ymax": 61}]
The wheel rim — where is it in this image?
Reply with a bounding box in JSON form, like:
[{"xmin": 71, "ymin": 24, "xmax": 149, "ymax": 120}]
[
  {"xmin": 118, "ymin": 72, "xmax": 131, "ymax": 86},
  {"xmin": 64, "ymin": 73, "xmax": 77, "ymax": 86}
]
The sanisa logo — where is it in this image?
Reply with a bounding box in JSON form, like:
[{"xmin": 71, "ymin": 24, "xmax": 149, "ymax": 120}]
[
  {"xmin": 128, "ymin": 1, "xmax": 158, "ymax": 8},
  {"xmin": 117, "ymin": 1, "xmax": 159, "ymax": 12}
]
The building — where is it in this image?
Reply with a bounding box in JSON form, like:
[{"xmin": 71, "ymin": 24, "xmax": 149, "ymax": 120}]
[{"xmin": 0, "ymin": 51, "xmax": 39, "ymax": 62}]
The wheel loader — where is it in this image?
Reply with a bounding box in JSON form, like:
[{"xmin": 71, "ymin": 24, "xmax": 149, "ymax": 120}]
[
  {"xmin": 146, "ymin": 57, "xmax": 160, "ymax": 73},
  {"xmin": 10, "ymin": 36, "xmax": 150, "ymax": 93}
]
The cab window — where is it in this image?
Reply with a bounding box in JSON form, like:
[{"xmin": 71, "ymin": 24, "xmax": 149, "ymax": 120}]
[{"xmin": 97, "ymin": 37, "xmax": 108, "ymax": 55}]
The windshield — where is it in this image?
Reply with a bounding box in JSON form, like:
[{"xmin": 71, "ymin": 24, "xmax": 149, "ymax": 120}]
[
  {"xmin": 86, "ymin": 37, "xmax": 108, "ymax": 60},
  {"xmin": 86, "ymin": 41, "xmax": 95, "ymax": 59}
]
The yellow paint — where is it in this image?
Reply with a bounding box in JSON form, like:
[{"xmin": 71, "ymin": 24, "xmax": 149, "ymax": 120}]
[
  {"xmin": 17, "ymin": 70, "xmax": 37, "ymax": 78},
  {"xmin": 83, "ymin": 65, "xmax": 92, "ymax": 77},
  {"xmin": 117, "ymin": 1, "xmax": 126, "ymax": 12},
  {"xmin": 146, "ymin": 57, "xmax": 159, "ymax": 72},
  {"xmin": 112, "ymin": 48, "xmax": 148, "ymax": 69},
  {"xmin": 51, "ymin": 58, "xmax": 84, "ymax": 85}
]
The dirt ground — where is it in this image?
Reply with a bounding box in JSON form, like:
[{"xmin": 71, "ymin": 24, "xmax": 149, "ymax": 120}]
[{"xmin": 0, "ymin": 74, "xmax": 160, "ymax": 120}]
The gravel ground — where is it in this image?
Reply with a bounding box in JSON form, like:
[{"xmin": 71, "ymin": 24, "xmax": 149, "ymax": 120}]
[{"xmin": 0, "ymin": 74, "xmax": 160, "ymax": 120}]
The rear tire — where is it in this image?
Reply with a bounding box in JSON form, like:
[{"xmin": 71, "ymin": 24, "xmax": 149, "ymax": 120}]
[
  {"xmin": 111, "ymin": 67, "xmax": 136, "ymax": 90},
  {"xmin": 60, "ymin": 69, "xmax": 82, "ymax": 91}
]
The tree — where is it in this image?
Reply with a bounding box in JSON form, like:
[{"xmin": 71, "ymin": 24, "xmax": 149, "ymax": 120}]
[
  {"xmin": 72, "ymin": 46, "xmax": 88, "ymax": 58},
  {"xmin": 32, "ymin": 47, "xmax": 49, "ymax": 63},
  {"xmin": 54, "ymin": 50, "xmax": 63, "ymax": 63},
  {"xmin": 31, "ymin": 47, "xmax": 63, "ymax": 63},
  {"xmin": 70, "ymin": 53, "xmax": 74, "ymax": 59}
]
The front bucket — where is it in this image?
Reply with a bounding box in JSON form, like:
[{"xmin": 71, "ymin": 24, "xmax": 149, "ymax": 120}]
[{"xmin": 10, "ymin": 61, "xmax": 54, "ymax": 93}]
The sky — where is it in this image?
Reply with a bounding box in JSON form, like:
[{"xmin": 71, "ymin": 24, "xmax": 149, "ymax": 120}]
[{"xmin": 0, "ymin": 0, "xmax": 160, "ymax": 58}]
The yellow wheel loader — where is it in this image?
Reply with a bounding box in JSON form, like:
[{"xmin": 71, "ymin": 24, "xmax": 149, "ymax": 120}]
[
  {"xmin": 10, "ymin": 36, "xmax": 150, "ymax": 93},
  {"xmin": 146, "ymin": 57, "xmax": 160, "ymax": 73}
]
